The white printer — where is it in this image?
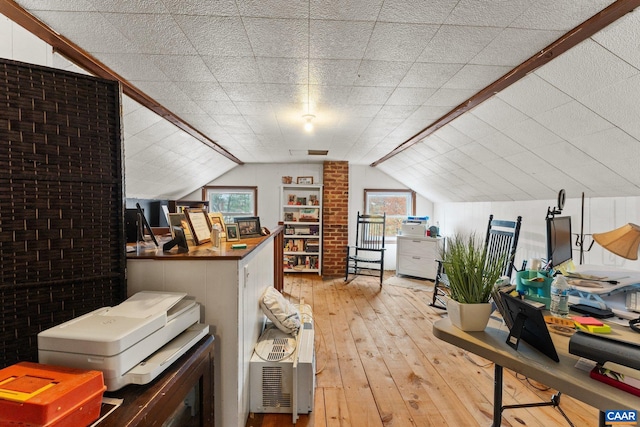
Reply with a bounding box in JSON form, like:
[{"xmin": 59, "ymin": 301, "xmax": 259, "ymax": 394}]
[
  {"xmin": 38, "ymin": 291, "xmax": 209, "ymax": 391},
  {"xmin": 400, "ymin": 216, "xmax": 429, "ymax": 237}
]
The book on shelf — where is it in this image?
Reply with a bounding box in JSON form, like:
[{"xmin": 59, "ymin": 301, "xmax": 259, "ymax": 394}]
[{"xmin": 590, "ymin": 364, "xmax": 640, "ymax": 397}]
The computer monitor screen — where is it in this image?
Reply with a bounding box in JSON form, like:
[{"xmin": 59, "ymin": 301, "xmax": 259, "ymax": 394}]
[
  {"xmin": 499, "ymin": 292, "xmax": 559, "ymax": 362},
  {"xmin": 546, "ymin": 215, "xmax": 572, "ymax": 268}
]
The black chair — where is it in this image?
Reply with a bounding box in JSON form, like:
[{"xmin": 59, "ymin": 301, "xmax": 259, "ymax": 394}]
[
  {"xmin": 430, "ymin": 215, "xmax": 522, "ymax": 309},
  {"xmin": 345, "ymin": 212, "xmax": 386, "ymax": 286}
]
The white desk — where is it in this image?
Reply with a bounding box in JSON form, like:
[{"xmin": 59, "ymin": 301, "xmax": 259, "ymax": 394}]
[{"xmin": 433, "ymin": 316, "xmax": 640, "ymax": 427}]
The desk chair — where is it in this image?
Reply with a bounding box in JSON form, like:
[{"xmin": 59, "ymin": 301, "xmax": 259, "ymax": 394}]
[
  {"xmin": 431, "ymin": 215, "xmax": 522, "ymax": 309},
  {"xmin": 345, "ymin": 212, "xmax": 386, "ymax": 286}
]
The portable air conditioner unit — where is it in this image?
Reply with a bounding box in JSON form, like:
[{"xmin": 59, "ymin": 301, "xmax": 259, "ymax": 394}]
[{"xmin": 249, "ymin": 310, "xmax": 315, "ymax": 424}]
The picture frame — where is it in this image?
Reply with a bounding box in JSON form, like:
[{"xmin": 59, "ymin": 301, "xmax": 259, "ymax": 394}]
[
  {"xmin": 284, "ymin": 212, "xmax": 294, "ymax": 222},
  {"xmin": 297, "ymin": 176, "xmax": 313, "ymax": 184},
  {"xmin": 235, "ymin": 216, "xmax": 262, "ymax": 238},
  {"xmin": 288, "ymin": 194, "xmax": 296, "ymax": 205},
  {"xmin": 184, "ymin": 208, "xmax": 211, "ymax": 245},
  {"xmin": 207, "ymin": 212, "xmax": 226, "ymax": 236},
  {"xmin": 168, "ymin": 213, "xmax": 186, "ymax": 239},
  {"xmin": 226, "ymin": 223, "xmax": 240, "ymax": 242}
]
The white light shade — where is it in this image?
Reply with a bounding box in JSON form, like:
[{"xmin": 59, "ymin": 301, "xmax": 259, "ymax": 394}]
[
  {"xmin": 302, "ymin": 114, "xmax": 315, "ymax": 132},
  {"xmin": 593, "ymin": 223, "xmax": 640, "ymax": 260}
]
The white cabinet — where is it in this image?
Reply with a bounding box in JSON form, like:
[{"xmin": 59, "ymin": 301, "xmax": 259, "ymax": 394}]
[
  {"xmin": 281, "ymin": 184, "xmax": 322, "ymax": 274},
  {"xmin": 396, "ymin": 235, "xmax": 444, "ymax": 280}
]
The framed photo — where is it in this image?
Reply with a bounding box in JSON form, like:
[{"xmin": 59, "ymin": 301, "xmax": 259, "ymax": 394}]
[
  {"xmin": 296, "ymin": 197, "xmax": 307, "ymax": 206},
  {"xmin": 297, "ymin": 176, "xmax": 313, "ymax": 184},
  {"xmin": 226, "ymin": 223, "xmax": 240, "ymax": 242},
  {"xmin": 287, "ymin": 194, "xmax": 296, "ymax": 205},
  {"xmin": 235, "ymin": 216, "xmax": 262, "ymax": 238},
  {"xmin": 184, "ymin": 208, "xmax": 211, "ymax": 245},
  {"xmin": 207, "ymin": 212, "xmax": 226, "ymax": 236},
  {"xmin": 284, "ymin": 212, "xmax": 294, "ymax": 222},
  {"xmin": 168, "ymin": 213, "xmax": 186, "ymax": 238}
]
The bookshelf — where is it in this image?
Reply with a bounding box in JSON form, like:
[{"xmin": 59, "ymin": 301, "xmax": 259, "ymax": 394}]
[{"xmin": 281, "ymin": 184, "xmax": 323, "ymax": 274}]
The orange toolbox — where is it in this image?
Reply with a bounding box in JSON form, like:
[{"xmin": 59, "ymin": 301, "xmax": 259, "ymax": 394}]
[{"xmin": 0, "ymin": 362, "xmax": 105, "ymax": 427}]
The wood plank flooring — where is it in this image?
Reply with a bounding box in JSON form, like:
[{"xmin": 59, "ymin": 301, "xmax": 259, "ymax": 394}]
[{"xmin": 246, "ymin": 273, "xmax": 600, "ymax": 427}]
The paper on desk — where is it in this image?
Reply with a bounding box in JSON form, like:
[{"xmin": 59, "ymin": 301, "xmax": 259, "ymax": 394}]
[{"xmin": 102, "ymin": 291, "xmax": 187, "ymax": 319}]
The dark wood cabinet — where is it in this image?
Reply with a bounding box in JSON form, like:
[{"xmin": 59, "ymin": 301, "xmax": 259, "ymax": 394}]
[{"xmin": 97, "ymin": 335, "xmax": 214, "ymax": 427}]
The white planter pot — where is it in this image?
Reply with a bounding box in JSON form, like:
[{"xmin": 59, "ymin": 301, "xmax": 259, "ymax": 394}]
[{"xmin": 446, "ymin": 298, "xmax": 493, "ymax": 332}]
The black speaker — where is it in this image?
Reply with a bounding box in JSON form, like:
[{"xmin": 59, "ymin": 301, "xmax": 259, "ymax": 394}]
[{"xmin": 125, "ymin": 209, "xmax": 139, "ymax": 243}]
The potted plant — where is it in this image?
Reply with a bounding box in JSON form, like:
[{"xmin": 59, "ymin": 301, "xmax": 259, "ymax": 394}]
[{"xmin": 440, "ymin": 232, "xmax": 507, "ymax": 331}]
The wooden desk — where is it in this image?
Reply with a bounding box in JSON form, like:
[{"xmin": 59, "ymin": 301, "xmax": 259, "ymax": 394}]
[
  {"xmin": 97, "ymin": 335, "xmax": 214, "ymax": 427},
  {"xmin": 433, "ymin": 317, "xmax": 640, "ymax": 427}
]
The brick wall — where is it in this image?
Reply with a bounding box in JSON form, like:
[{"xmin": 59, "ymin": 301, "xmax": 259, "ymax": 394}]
[{"xmin": 322, "ymin": 161, "xmax": 349, "ymax": 278}]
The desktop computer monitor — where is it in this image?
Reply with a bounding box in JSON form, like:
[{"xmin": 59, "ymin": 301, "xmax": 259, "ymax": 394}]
[{"xmin": 546, "ymin": 216, "xmax": 572, "ymax": 268}]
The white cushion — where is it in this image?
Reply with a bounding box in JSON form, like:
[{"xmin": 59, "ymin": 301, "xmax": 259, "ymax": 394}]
[{"xmin": 260, "ymin": 287, "xmax": 300, "ymax": 335}]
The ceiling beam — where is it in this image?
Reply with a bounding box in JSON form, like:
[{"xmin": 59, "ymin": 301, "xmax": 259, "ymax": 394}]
[
  {"xmin": 0, "ymin": 0, "xmax": 244, "ymax": 165},
  {"xmin": 371, "ymin": 0, "xmax": 640, "ymax": 167}
]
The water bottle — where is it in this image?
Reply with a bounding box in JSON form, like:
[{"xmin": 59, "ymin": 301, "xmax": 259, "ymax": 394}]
[{"xmin": 550, "ymin": 274, "xmax": 570, "ymax": 317}]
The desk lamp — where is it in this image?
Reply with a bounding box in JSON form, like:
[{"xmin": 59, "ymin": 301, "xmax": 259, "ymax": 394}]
[
  {"xmin": 593, "ymin": 223, "xmax": 640, "ymax": 332},
  {"xmin": 592, "ymin": 223, "xmax": 640, "ymax": 260}
]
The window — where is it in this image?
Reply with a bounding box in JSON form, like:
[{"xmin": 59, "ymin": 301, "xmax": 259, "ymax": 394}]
[
  {"xmin": 202, "ymin": 186, "xmax": 257, "ymax": 224},
  {"xmin": 364, "ymin": 189, "xmax": 415, "ymax": 239}
]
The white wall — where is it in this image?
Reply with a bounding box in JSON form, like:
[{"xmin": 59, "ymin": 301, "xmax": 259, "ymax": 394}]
[
  {"xmin": 435, "ymin": 194, "xmax": 640, "ymax": 273},
  {"xmin": 0, "ymin": 15, "xmax": 52, "ymax": 66},
  {"xmin": 193, "ymin": 162, "xmax": 434, "ymax": 270}
]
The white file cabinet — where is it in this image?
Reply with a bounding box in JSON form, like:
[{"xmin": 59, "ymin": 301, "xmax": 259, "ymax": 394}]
[{"xmin": 396, "ymin": 235, "xmax": 444, "ymax": 280}]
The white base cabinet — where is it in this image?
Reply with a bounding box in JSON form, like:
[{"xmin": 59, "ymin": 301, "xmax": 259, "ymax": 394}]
[{"xmin": 396, "ymin": 235, "xmax": 444, "ymax": 280}]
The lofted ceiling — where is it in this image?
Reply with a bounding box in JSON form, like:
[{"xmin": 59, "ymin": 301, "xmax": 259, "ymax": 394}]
[{"xmin": 4, "ymin": 0, "xmax": 640, "ymax": 202}]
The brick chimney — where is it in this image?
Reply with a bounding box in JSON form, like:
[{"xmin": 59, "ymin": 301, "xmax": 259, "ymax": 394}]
[{"xmin": 322, "ymin": 161, "xmax": 348, "ymax": 278}]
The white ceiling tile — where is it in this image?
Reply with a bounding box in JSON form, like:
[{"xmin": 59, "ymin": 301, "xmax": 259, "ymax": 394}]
[
  {"xmin": 431, "ymin": 125, "xmax": 472, "ymax": 148},
  {"xmin": 310, "ymin": 0, "xmax": 383, "ymax": 21},
  {"xmin": 399, "ymin": 62, "xmax": 463, "ymax": 88},
  {"xmin": 174, "ymin": 81, "xmax": 230, "ymax": 101},
  {"xmin": 472, "ymin": 28, "xmax": 563, "ymax": 67},
  {"xmin": 244, "ymin": 17, "xmax": 308, "ymax": 58},
  {"xmin": 592, "ymin": 8, "xmax": 640, "ymax": 70},
  {"xmin": 449, "ymin": 113, "xmax": 498, "ymax": 140},
  {"xmin": 310, "ymin": 20, "xmax": 374, "ymax": 59},
  {"xmin": 378, "ymin": 0, "xmax": 457, "ymax": 24},
  {"xmin": 220, "ymin": 83, "xmax": 271, "ymax": 102},
  {"xmin": 363, "ymin": 22, "xmax": 438, "ymax": 62},
  {"xmin": 309, "ymin": 59, "xmax": 360, "ymax": 86},
  {"xmin": 501, "ymin": 119, "xmax": 562, "ymax": 150},
  {"xmin": 443, "ymin": 64, "xmax": 512, "ymax": 89},
  {"xmin": 535, "ymin": 39, "xmax": 639, "ymax": 99},
  {"xmin": 445, "ymin": 0, "xmax": 530, "ymax": 27},
  {"xmin": 535, "ymin": 101, "xmax": 613, "ymax": 141},
  {"xmin": 475, "ymin": 132, "xmax": 525, "ymax": 157},
  {"xmin": 470, "ymin": 97, "xmax": 528, "ymax": 130},
  {"xmin": 497, "ymin": 73, "xmax": 572, "ymax": 116},
  {"xmin": 418, "ymin": 25, "xmax": 502, "ymax": 64},
  {"xmin": 236, "ymin": 0, "xmax": 307, "ymax": 18},
  {"xmin": 580, "ymin": 74, "xmax": 640, "ymax": 141},
  {"xmin": 510, "ymin": 0, "xmax": 615, "ymax": 31},
  {"xmin": 103, "ymin": 12, "xmax": 196, "ymax": 55},
  {"xmin": 197, "ymin": 100, "xmax": 240, "ymax": 115},
  {"xmin": 174, "ymin": 15, "xmax": 253, "ymax": 56},
  {"xmin": 347, "ymin": 86, "xmax": 394, "ymax": 105},
  {"xmin": 15, "ymin": 0, "xmax": 640, "ymax": 204},
  {"xmin": 423, "ymin": 88, "xmax": 477, "ymax": 107},
  {"xmin": 163, "ymin": 0, "xmax": 238, "ymax": 16},
  {"xmin": 353, "ymin": 60, "xmax": 412, "ymax": 87},
  {"xmin": 203, "ymin": 56, "xmax": 262, "ymax": 83},
  {"xmin": 573, "ymin": 127, "xmax": 640, "ymax": 183},
  {"xmin": 152, "ymin": 55, "xmax": 217, "ymax": 82},
  {"xmin": 29, "ymin": 10, "xmax": 138, "ymax": 54}
]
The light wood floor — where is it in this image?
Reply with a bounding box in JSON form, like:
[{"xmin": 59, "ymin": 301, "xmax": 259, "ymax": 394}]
[{"xmin": 246, "ymin": 272, "xmax": 600, "ymax": 427}]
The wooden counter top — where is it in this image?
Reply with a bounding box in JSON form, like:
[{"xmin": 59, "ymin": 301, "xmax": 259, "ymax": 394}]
[{"xmin": 127, "ymin": 226, "xmax": 282, "ymax": 261}]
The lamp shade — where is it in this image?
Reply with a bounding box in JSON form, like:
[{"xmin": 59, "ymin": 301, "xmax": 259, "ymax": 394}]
[{"xmin": 592, "ymin": 223, "xmax": 640, "ymax": 260}]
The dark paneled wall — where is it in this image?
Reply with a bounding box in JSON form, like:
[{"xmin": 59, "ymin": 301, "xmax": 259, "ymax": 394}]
[{"xmin": 0, "ymin": 58, "xmax": 126, "ymax": 366}]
